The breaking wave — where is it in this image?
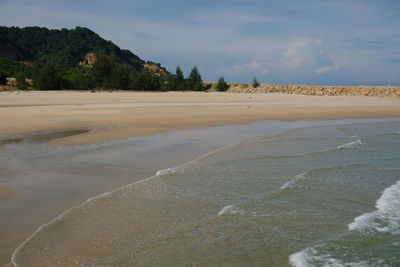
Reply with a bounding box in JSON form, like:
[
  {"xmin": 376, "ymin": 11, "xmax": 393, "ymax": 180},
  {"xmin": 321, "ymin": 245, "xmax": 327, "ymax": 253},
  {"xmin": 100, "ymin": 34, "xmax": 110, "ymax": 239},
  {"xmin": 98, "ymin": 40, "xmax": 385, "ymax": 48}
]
[
  {"xmin": 289, "ymin": 246, "xmax": 384, "ymax": 267},
  {"xmin": 348, "ymin": 179, "xmax": 400, "ymax": 234},
  {"xmin": 217, "ymin": 204, "xmax": 246, "ymax": 216},
  {"xmin": 253, "ymin": 139, "xmax": 366, "ymax": 162},
  {"xmin": 337, "ymin": 139, "xmax": 365, "ymax": 150},
  {"xmin": 280, "ymin": 172, "xmax": 307, "ymax": 190}
]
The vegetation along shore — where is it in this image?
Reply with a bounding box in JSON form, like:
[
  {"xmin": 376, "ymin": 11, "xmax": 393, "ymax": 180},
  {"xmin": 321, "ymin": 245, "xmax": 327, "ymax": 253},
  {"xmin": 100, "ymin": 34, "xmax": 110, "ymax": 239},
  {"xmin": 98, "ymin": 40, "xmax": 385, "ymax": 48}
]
[{"xmin": 1, "ymin": 26, "xmax": 399, "ymax": 97}]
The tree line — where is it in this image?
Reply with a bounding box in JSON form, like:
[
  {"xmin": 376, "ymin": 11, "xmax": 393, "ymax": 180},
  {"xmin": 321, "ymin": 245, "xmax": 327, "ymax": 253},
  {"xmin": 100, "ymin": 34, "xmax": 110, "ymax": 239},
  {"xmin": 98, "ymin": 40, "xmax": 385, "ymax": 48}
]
[
  {"xmin": 0, "ymin": 26, "xmax": 262, "ymax": 91},
  {"xmin": 0, "ymin": 52, "xmax": 206, "ymax": 91}
]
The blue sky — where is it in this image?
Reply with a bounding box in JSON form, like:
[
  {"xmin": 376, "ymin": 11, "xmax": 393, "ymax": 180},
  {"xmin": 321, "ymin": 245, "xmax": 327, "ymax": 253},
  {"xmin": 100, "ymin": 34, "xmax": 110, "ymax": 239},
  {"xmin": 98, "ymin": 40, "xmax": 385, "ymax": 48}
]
[{"xmin": 1, "ymin": 0, "xmax": 399, "ymax": 85}]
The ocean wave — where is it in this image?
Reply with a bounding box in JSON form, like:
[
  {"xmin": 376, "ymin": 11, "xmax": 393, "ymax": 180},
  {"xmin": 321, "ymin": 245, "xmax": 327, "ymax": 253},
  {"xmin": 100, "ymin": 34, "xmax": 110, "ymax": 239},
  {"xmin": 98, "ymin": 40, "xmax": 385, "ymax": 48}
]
[
  {"xmin": 348, "ymin": 179, "xmax": 400, "ymax": 234},
  {"xmin": 217, "ymin": 204, "xmax": 246, "ymax": 216},
  {"xmin": 11, "ymin": 168, "xmax": 189, "ymax": 266},
  {"xmin": 156, "ymin": 166, "xmax": 187, "ymax": 176},
  {"xmin": 249, "ymin": 149, "xmax": 338, "ymax": 160},
  {"xmin": 289, "ymin": 248, "xmax": 345, "ymax": 267},
  {"xmin": 280, "ymin": 172, "xmax": 307, "ymax": 190},
  {"xmin": 289, "ymin": 248, "xmax": 315, "ymax": 267},
  {"xmin": 337, "ymin": 139, "xmax": 365, "ymax": 150},
  {"xmin": 10, "ymin": 139, "xmax": 250, "ymax": 266},
  {"xmin": 279, "ymin": 163, "xmax": 364, "ymax": 191},
  {"xmin": 252, "ymin": 140, "xmax": 365, "ymax": 161},
  {"xmin": 289, "ymin": 247, "xmax": 383, "ymax": 267}
]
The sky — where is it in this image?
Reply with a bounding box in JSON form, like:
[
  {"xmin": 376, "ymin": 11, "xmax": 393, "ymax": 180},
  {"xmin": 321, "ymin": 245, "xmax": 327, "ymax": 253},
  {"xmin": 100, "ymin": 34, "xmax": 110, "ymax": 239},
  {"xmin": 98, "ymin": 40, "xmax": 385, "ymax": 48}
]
[{"xmin": 1, "ymin": 0, "xmax": 399, "ymax": 85}]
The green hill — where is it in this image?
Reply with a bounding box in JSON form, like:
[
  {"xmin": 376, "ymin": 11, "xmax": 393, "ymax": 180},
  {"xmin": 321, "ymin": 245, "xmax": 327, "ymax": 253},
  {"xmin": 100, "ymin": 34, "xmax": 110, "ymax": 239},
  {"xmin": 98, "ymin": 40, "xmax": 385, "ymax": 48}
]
[
  {"xmin": 0, "ymin": 26, "xmax": 205, "ymax": 92},
  {"xmin": 0, "ymin": 26, "xmax": 144, "ymax": 70}
]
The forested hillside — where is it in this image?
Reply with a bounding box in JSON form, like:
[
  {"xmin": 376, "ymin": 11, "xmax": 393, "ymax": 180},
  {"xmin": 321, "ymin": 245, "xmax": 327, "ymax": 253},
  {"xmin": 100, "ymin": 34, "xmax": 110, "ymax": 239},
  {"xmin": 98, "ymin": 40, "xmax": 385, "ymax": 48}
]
[
  {"xmin": 0, "ymin": 26, "xmax": 207, "ymax": 91},
  {"xmin": 0, "ymin": 26, "xmax": 144, "ymax": 70}
]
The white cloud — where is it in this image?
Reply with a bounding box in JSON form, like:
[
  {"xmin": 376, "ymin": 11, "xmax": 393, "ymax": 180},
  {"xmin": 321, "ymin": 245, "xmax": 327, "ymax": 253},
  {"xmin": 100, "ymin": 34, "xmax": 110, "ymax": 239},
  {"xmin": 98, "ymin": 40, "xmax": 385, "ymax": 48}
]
[
  {"xmin": 218, "ymin": 37, "xmax": 340, "ymax": 81},
  {"xmin": 315, "ymin": 64, "xmax": 339, "ymax": 74},
  {"xmin": 1, "ymin": 0, "xmax": 398, "ymax": 84},
  {"xmin": 279, "ymin": 38, "xmax": 324, "ymax": 70},
  {"xmin": 222, "ymin": 60, "xmax": 269, "ymax": 76},
  {"xmin": 234, "ymin": 61, "xmax": 262, "ymax": 70}
]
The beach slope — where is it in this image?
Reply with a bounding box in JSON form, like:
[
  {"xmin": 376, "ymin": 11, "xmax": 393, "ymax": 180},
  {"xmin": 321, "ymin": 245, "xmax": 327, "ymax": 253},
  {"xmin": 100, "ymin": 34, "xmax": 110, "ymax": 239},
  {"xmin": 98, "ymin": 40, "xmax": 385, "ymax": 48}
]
[{"xmin": 1, "ymin": 91, "xmax": 399, "ymax": 146}]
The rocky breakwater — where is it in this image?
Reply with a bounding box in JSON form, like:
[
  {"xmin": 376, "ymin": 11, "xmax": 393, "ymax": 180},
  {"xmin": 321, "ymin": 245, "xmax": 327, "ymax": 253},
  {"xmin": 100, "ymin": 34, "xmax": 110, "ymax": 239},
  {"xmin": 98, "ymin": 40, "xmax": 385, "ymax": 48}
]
[{"xmin": 227, "ymin": 84, "xmax": 400, "ymax": 98}]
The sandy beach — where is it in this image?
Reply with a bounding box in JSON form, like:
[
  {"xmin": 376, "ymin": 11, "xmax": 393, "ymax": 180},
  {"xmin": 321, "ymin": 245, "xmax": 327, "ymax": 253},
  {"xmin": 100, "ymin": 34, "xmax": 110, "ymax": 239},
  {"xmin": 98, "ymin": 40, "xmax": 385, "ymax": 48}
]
[
  {"xmin": 2, "ymin": 1, "xmax": 399, "ymax": 264},
  {"xmin": 1, "ymin": 91, "xmax": 399, "ymax": 146},
  {"xmin": 0, "ymin": 91, "xmax": 400, "ymax": 266}
]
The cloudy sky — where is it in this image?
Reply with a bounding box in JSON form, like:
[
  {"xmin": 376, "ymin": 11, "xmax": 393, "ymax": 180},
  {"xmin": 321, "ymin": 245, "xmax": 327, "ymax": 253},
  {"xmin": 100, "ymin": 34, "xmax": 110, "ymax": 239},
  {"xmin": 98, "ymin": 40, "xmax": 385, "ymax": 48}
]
[{"xmin": 1, "ymin": 0, "xmax": 399, "ymax": 85}]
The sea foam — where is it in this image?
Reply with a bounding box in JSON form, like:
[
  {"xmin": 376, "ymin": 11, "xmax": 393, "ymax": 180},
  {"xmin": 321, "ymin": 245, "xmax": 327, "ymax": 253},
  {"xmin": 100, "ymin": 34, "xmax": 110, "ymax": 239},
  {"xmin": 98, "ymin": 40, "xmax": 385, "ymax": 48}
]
[
  {"xmin": 337, "ymin": 139, "xmax": 365, "ymax": 150},
  {"xmin": 281, "ymin": 172, "xmax": 307, "ymax": 190},
  {"xmin": 289, "ymin": 247, "xmax": 376, "ymax": 267},
  {"xmin": 348, "ymin": 179, "xmax": 400, "ymax": 234},
  {"xmin": 218, "ymin": 205, "xmax": 246, "ymax": 216},
  {"xmin": 156, "ymin": 166, "xmax": 186, "ymax": 176},
  {"xmin": 289, "ymin": 248, "xmax": 344, "ymax": 267}
]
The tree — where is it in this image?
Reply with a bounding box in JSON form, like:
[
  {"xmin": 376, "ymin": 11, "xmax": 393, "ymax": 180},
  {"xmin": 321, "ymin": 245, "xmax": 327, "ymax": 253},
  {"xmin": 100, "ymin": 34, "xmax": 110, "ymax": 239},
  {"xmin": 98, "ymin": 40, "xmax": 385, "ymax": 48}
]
[
  {"xmin": 216, "ymin": 76, "xmax": 229, "ymax": 91},
  {"xmin": 91, "ymin": 51, "xmax": 111, "ymax": 88},
  {"xmin": 0, "ymin": 26, "xmax": 145, "ymax": 71},
  {"xmin": 187, "ymin": 66, "xmax": 203, "ymax": 91},
  {"xmin": 62, "ymin": 68, "xmax": 93, "ymax": 90},
  {"xmin": 16, "ymin": 72, "xmax": 27, "ymax": 89},
  {"xmin": 34, "ymin": 62, "xmax": 62, "ymax": 90},
  {"xmin": 166, "ymin": 66, "xmax": 185, "ymax": 91},
  {"xmin": 0, "ymin": 58, "xmax": 32, "ymax": 79},
  {"xmin": 175, "ymin": 66, "xmax": 185, "ymax": 91},
  {"xmin": 110, "ymin": 64, "xmax": 130, "ymax": 89},
  {"xmin": 132, "ymin": 70, "xmax": 161, "ymax": 91},
  {"xmin": 252, "ymin": 77, "xmax": 260, "ymax": 88},
  {"xmin": 0, "ymin": 70, "xmax": 7, "ymax": 85}
]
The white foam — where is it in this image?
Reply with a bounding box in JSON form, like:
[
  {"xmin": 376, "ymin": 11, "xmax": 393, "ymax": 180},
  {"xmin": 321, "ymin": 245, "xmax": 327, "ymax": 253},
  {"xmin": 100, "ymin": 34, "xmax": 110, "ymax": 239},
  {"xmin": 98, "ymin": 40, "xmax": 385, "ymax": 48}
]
[
  {"xmin": 337, "ymin": 139, "xmax": 365, "ymax": 150},
  {"xmin": 289, "ymin": 247, "xmax": 373, "ymax": 267},
  {"xmin": 289, "ymin": 248, "xmax": 345, "ymax": 267},
  {"xmin": 349, "ymin": 179, "xmax": 400, "ymax": 234},
  {"xmin": 156, "ymin": 166, "xmax": 185, "ymax": 176},
  {"xmin": 289, "ymin": 249, "xmax": 311, "ymax": 267},
  {"xmin": 217, "ymin": 205, "xmax": 246, "ymax": 216},
  {"xmin": 281, "ymin": 172, "xmax": 307, "ymax": 190}
]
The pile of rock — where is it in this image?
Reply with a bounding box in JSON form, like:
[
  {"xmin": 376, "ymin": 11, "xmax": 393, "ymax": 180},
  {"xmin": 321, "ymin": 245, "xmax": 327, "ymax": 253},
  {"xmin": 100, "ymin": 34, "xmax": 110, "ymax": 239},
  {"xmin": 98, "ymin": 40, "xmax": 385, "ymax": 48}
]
[
  {"xmin": 227, "ymin": 83, "xmax": 400, "ymax": 98},
  {"xmin": 144, "ymin": 63, "xmax": 167, "ymax": 77},
  {"xmin": 78, "ymin": 52, "xmax": 96, "ymax": 68},
  {"xmin": 5, "ymin": 77, "xmax": 33, "ymax": 87}
]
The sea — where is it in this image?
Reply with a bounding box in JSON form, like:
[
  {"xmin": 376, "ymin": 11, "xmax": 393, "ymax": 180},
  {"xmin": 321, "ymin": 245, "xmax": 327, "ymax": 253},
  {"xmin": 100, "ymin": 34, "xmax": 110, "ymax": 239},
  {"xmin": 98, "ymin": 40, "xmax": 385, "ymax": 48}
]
[{"xmin": 6, "ymin": 118, "xmax": 400, "ymax": 266}]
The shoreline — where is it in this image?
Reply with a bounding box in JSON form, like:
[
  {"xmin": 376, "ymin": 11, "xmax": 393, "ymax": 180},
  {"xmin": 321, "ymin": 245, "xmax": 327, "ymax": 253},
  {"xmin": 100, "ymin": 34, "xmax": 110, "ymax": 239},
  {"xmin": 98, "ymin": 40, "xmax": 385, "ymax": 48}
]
[
  {"xmin": 1, "ymin": 90, "xmax": 400, "ymax": 265},
  {"xmin": 0, "ymin": 118, "xmax": 300, "ymax": 266},
  {"xmin": 1, "ymin": 91, "xmax": 399, "ymax": 146},
  {"xmin": 7, "ymin": 118, "xmax": 400, "ymax": 266},
  {"xmin": 10, "ymin": 134, "xmax": 245, "ymax": 267}
]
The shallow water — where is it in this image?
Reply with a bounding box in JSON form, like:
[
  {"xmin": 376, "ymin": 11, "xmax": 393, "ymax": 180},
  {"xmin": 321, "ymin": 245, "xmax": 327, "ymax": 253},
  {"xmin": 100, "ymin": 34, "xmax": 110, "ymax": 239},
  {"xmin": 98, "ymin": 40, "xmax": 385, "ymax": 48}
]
[
  {"xmin": 0, "ymin": 120, "xmax": 312, "ymax": 265},
  {"xmin": 4, "ymin": 119, "xmax": 400, "ymax": 266}
]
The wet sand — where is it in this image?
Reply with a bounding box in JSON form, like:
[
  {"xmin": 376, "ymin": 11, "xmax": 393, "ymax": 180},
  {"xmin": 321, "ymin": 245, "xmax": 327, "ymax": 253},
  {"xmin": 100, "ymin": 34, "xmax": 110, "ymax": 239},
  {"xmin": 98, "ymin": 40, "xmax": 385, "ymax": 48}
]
[
  {"xmin": 0, "ymin": 91, "xmax": 399, "ymax": 146},
  {"xmin": 0, "ymin": 186, "xmax": 16, "ymax": 199}
]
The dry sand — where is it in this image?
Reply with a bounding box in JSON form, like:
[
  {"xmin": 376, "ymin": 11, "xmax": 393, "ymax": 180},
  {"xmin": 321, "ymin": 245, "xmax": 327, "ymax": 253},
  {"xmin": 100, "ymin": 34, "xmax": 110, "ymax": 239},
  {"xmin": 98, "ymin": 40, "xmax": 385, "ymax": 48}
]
[{"xmin": 0, "ymin": 91, "xmax": 399, "ymax": 146}]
